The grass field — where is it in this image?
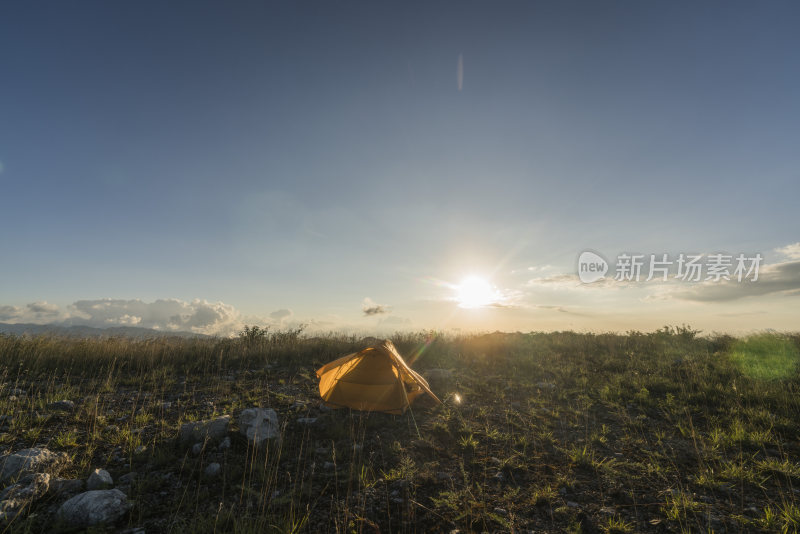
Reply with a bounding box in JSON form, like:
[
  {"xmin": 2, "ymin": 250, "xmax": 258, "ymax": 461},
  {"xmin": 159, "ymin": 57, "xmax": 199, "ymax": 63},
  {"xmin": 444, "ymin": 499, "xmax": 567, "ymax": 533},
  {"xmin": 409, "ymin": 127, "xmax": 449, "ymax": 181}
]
[{"xmin": 0, "ymin": 327, "xmax": 799, "ymax": 533}]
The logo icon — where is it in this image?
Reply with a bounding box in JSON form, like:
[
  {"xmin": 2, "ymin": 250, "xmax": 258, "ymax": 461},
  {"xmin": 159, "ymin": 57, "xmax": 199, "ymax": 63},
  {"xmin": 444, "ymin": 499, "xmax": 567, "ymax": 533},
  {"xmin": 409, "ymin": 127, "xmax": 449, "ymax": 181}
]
[{"xmin": 577, "ymin": 251, "xmax": 608, "ymax": 283}]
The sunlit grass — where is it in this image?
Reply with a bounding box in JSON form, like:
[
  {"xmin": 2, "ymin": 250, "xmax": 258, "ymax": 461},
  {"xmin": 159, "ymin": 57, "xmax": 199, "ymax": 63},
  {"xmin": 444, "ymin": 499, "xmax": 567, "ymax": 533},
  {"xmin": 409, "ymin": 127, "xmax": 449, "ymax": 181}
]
[
  {"xmin": 0, "ymin": 327, "xmax": 796, "ymax": 532},
  {"xmin": 729, "ymin": 333, "xmax": 800, "ymax": 380}
]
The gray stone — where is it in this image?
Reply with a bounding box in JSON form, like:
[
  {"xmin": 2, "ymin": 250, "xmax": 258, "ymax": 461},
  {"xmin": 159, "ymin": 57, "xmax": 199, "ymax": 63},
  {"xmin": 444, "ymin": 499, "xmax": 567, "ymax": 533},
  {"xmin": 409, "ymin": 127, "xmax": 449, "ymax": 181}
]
[
  {"xmin": 58, "ymin": 489, "xmax": 131, "ymax": 527},
  {"xmin": 0, "ymin": 473, "xmax": 50, "ymax": 500},
  {"xmin": 118, "ymin": 473, "xmax": 138, "ymax": 486},
  {"xmin": 86, "ymin": 469, "xmax": 113, "ymax": 490},
  {"xmin": 49, "ymin": 400, "xmax": 75, "ymax": 411},
  {"xmin": 178, "ymin": 415, "xmax": 230, "ymax": 447},
  {"xmin": 296, "ymin": 417, "xmax": 317, "ymax": 426},
  {"xmin": 238, "ymin": 408, "xmax": 279, "ymax": 446},
  {"xmin": 566, "ymin": 501, "xmax": 580, "ymax": 508},
  {"xmin": 0, "ymin": 473, "xmax": 50, "ymax": 521},
  {"xmin": 191, "ymin": 443, "xmax": 203, "ymax": 456},
  {"xmin": 0, "ymin": 448, "xmax": 68, "ymax": 484},
  {"xmin": 204, "ymin": 463, "xmax": 221, "ymax": 478},
  {"xmin": 218, "ymin": 437, "xmax": 231, "ymax": 450},
  {"xmin": 49, "ymin": 477, "xmax": 84, "ymax": 496}
]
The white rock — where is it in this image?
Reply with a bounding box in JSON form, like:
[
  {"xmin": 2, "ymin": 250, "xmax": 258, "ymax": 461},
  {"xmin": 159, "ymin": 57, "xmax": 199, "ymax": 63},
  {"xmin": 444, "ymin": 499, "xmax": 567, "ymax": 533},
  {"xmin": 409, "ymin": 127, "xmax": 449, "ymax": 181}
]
[
  {"xmin": 178, "ymin": 416, "xmax": 230, "ymax": 447},
  {"xmin": 58, "ymin": 489, "xmax": 131, "ymax": 527},
  {"xmin": 0, "ymin": 473, "xmax": 50, "ymax": 521},
  {"xmin": 0, "ymin": 448, "xmax": 67, "ymax": 483},
  {"xmin": 0, "ymin": 473, "xmax": 50, "ymax": 500},
  {"xmin": 238, "ymin": 408, "xmax": 279, "ymax": 446},
  {"xmin": 86, "ymin": 468, "xmax": 113, "ymax": 490},
  {"xmin": 204, "ymin": 463, "xmax": 221, "ymax": 477}
]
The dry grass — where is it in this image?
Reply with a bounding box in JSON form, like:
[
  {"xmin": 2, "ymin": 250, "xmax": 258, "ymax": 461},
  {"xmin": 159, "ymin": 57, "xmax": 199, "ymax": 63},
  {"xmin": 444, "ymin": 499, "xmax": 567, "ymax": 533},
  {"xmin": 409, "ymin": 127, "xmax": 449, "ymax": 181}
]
[{"xmin": 0, "ymin": 326, "xmax": 798, "ymax": 532}]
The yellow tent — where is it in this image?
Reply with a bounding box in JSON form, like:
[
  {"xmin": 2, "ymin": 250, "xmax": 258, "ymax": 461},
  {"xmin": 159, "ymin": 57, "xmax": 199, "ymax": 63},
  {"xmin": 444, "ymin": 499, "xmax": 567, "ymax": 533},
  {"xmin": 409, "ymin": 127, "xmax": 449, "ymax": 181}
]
[{"xmin": 316, "ymin": 339, "xmax": 441, "ymax": 414}]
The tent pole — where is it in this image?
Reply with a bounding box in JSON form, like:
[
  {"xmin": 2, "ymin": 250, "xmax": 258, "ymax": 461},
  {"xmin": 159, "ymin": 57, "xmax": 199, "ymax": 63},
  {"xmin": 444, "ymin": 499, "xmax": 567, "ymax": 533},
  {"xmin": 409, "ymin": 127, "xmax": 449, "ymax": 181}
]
[{"xmin": 399, "ymin": 369, "xmax": 422, "ymax": 439}]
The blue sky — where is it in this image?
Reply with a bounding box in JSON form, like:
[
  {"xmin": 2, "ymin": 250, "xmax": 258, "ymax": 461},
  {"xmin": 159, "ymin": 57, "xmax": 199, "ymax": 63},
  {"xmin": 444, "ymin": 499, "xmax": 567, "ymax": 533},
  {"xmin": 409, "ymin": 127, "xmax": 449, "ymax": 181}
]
[{"xmin": 1, "ymin": 1, "xmax": 799, "ymax": 335}]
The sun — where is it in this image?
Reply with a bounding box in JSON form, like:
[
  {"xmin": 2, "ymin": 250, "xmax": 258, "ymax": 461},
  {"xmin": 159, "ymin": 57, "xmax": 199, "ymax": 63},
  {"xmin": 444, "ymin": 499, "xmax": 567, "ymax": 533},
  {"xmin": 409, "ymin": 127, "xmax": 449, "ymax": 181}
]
[{"xmin": 455, "ymin": 276, "xmax": 498, "ymax": 309}]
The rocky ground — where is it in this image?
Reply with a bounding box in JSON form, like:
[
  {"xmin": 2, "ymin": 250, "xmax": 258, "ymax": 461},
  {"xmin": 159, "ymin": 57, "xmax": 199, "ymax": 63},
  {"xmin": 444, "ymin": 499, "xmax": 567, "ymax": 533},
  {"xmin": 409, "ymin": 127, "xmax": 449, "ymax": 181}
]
[{"xmin": 0, "ymin": 329, "xmax": 798, "ymax": 532}]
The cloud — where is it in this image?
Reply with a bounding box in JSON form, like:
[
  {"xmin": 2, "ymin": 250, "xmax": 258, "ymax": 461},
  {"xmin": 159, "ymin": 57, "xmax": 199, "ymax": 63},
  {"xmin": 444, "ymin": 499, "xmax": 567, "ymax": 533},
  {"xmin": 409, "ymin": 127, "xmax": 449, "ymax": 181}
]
[
  {"xmin": 716, "ymin": 310, "xmax": 768, "ymax": 317},
  {"xmin": 0, "ymin": 305, "xmax": 22, "ymax": 321},
  {"xmin": 534, "ymin": 304, "xmax": 590, "ymax": 317},
  {"xmin": 776, "ymin": 242, "xmax": 800, "ymax": 260},
  {"xmin": 0, "ymin": 298, "xmax": 343, "ymax": 336},
  {"xmin": 669, "ymin": 260, "xmax": 800, "ymax": 302},
  {"xmin": 378, "ymin": 315, "xmax": 412, "ymax": 327},
  {"xmin": 69, "ymin": 298, "xmax": 242, "ymax": 335},
  {"xmin": 526, "ymin": 273, "xmax": 621, "ymax": 290},
  {"xmin": 27, "ymin": 301, "xmax": 60, "ymax": 317},
  {"xmin": 362, "ymin": 297, "xmax": 390, "ymax": 316},
  {"xmin": 269, "ymin": 309, "xmax": 292, "ymax": 321},
  {"xmin": 266, "ymin": 308, "xmax": 294, "ymax": 328}
]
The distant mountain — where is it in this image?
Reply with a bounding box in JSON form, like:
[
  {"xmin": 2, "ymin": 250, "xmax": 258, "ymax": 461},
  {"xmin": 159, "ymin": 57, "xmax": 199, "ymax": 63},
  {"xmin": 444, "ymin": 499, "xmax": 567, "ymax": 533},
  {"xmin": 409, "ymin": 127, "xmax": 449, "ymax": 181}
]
[{"xmin": 0, "ymin": 322, "xmax": 209, "ymax": 339}]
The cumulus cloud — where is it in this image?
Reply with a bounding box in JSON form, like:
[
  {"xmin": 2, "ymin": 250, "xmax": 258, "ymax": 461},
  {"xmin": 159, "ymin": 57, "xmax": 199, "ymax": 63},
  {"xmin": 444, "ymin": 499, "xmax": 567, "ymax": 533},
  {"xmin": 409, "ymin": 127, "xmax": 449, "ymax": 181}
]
[
  {"xmin": 669, "ymin": 260, "xmax": 800, "ymax": 302},
  {"xmin": 776, "ymin": 242, "xmax": 800, "ymax": 260},
  {"xmin": 269, "ymin": 309, "xmax": 292, "ymax": 321},
  {"xmin": 362, "ymin": 297, "xmax": 390, "ymax": 316},
  {"xmin": 266, "ymin": 308, "xmax": 294, "ymax": 328},
  {"xmin": 0, "ymin": 305, "xmax": 22, "ymax": 321},
  {"xmin": 27, "ymin": 301, "xmax": 60, "ymax": 317},
  {"xmin": 69, "ymin": 298, "xmax": 242, "ymax": 335},
  {"xmin": 0, "ymin": 298, "xmax": 326, "ymax": 336}
]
